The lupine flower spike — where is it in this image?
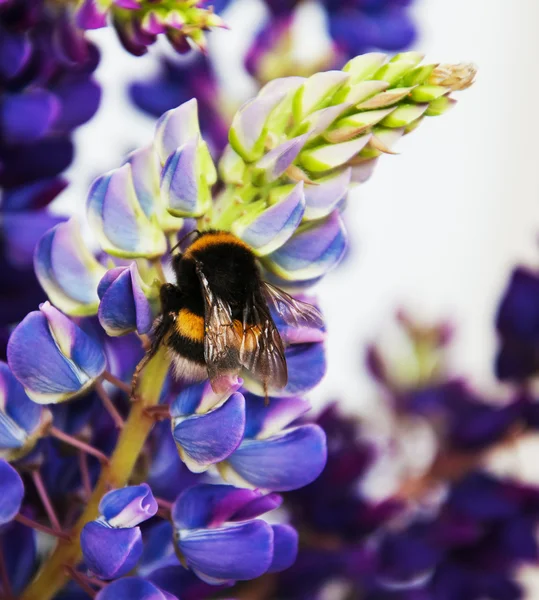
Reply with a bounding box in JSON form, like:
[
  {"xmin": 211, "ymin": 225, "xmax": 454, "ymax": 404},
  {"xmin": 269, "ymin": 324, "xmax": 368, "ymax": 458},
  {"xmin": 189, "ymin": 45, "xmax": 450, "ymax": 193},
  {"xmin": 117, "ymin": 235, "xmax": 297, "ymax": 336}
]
[{"xmin": 3, "ymin": 52, "xmax": 473, "ymax": 600}]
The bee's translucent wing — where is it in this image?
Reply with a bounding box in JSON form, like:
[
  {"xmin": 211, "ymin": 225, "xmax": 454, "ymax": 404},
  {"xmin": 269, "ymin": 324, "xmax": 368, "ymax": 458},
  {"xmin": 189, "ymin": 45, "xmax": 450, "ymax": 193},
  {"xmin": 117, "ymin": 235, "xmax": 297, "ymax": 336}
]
[
  {"xmin": 262, "ymin": 281, "xmax": 324, "ymax": 329},
  {"xmin": 240, "ymin": 288, "xmax": 288, "ymax": 394},
  {"xmin": 195, "ymin": 264, "xmax": 243, "ymax": 387}
]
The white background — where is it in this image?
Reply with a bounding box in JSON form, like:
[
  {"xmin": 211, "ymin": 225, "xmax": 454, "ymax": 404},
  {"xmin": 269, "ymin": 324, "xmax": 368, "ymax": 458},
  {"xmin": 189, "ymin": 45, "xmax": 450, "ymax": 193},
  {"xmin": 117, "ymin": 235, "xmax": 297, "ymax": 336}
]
[{"xmin": 56, "ymin": 0, "xmax": 539, "ymax": 414}]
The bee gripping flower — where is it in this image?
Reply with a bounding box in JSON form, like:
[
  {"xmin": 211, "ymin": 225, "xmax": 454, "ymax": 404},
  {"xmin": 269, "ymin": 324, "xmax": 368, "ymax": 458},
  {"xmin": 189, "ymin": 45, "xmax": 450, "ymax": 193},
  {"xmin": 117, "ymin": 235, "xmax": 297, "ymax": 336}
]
[
  {"xmin": 219, "ymin": 395, "xmax": 327, "ymax": 492},
  {"xmin": 81, "ymin": 484, "xmax": 158, "ymax": 580},
  {"xmin": 171, "ymin": 381, "xmax": 246, "ymax": 473},
  {"xmin": 0, "ymin": 458, "xmax": 24, "ymax": 525},
  {"xmin": 0, "ymin": 362, "xmax": 51, "ymax": 460},
  {"xmin": 34, "ymin": 218, "xmax": 107, "ymax": 317},
  {"xmin": 7, "ymin": 301, "xmax": 107, "ymax": 404},
  {"xmin": 172, "ymin": 483, "xmax": 297, "ymax": 584},
  {"xmin": 98, "ymin": 262, "xmax": 159, "ymax": 337}
]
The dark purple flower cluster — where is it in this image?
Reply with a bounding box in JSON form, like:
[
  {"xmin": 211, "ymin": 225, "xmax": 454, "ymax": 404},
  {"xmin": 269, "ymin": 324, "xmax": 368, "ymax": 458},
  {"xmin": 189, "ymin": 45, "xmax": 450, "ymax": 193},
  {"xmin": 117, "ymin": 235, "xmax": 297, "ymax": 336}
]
[{"xmin": 0, "ymin": 0, "xmax": 101, "ymax": 355}]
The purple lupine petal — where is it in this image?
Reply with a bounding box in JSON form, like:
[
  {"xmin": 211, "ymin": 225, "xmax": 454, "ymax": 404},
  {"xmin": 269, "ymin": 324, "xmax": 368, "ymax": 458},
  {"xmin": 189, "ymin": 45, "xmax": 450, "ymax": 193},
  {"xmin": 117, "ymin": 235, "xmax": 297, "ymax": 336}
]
[
  {"xmin": 96, "ymin": 577, "xmax": 178, "ymax": 600},
  {"xmin": 172, "ymin": 484, "xmax": 264, "ymax": 530},
  {"xmin": 1, "ymin": 178, "xmax": 67, "ymax": 212},
  {"xmin": 303, "ymin": 168, "xmax": 351, "ymax": 221},
  {"xmin": 253, "ymin": 134, "xmax": 310, "ymax": 184},
  {"xmin": 293, "ymin": 71, "xmax": 349, "ymax": 121},
  {"xmin": 154, "ymin": 99, "xmax": 200, "ymax": 163},
  {"xmin": 34, "ymin": 219, "xmax": 107, "ymax": 316},
  {"xmin": 173, "ymin": 393, "xmax": 246, "ymax": 472},
  {"xmin": 230, "ymin": 493, "xmax": 282, "ymax": 522},
  {"xmin": 126, "ymin": 146, "xmax": 161, "ymax": 220},
  {"xmin": 1, "ymin": 519, "xmax": 36, "ymax": 595},
  {"xmin": 81, "ymin": 521, "xmax": 143, "ymax": 580},
  {"xmin": 0, "ymin": 459, "xmax": 24, "ymax": 525},
  {"xmin": 2, "ymin": 213, "xmax": 64, "ymax": 269},
  {"xmin": 243, "ymin": 394, "xmax": 311, "ymax": 440},
  {"xmin": 243, "ymin": 341, "xmax": 326, "ymax": 397},
  {"xmin": 264, "ymin": 211, "xmax": 347, "ymax": 281},
  {"xmin": 0, "ymin": 362, "xmax": 43, "ymax": 451},
  {"xmin": 258, "ymin": 76, "xmax": 305, "ymax": 98},
  {"xmin": 170, "ymin": 381, "xmax": 206, "ymax": 417},
  {"xmin": 87, "ymin": 164, "xmax": 167, "ymax": 259},
  {"xmin": 178, "ymin": 521, "xmax": 273, "ymax": 584},
  {"xmin": 0, "ymin": 26, "xmax": 31, "ymax": 79},
  {"xmin": 301, "ymin": 103, "xmax": 351, "ymax": 138},
  {"xmin": 233, "ymin": 182, "xmax": 305, "ymax": 256},
  {"xmin": 160, "ymin": 136, "xmax": 211, "ymax": 218},
  {"xmin": 52, "ymin": 77, "xmax": 101, "ymax": 132},
  {"xmin": 100, "ymin": 484, "xmax": 158, "ymax": 528},
  {"xmin": 1, "ymin": 90, "xmax": 60, "ymax": 144},
  {"xmin": 268, "ymin": 524, "xmax": 298, "ymax": 572},
  {"xmin": 229, "ymin": 91, "xmax": 287, "ymax": 162},
  {"xmin": 225, "ymin": 424, "xmax": 327, "ymax": 491},
  {"xmin": 7, "ymin": 304, "xmax": 106, "ymax": 404},
  {"xmin": 98, "ymin": 262, "xmax": 156, "ymax": 336},
  {"xmin": 0, "ymin": 137, "xmax": 73, "ymax": 188},
  {"xmin": 170, "ymin": 378, "xmax": 241, "ymax": 418},
  {"xmin": 75, "ymin": 0, "xmax": 108, "ymax": 29}
]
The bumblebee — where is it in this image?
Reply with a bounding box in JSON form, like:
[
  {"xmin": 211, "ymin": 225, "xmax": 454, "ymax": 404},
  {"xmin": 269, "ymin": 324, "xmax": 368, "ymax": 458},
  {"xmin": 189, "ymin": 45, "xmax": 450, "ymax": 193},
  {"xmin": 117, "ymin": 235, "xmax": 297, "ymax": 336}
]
[{"xmin": 137, "ymin": 230, "xmax": 322, "ymax": 398}]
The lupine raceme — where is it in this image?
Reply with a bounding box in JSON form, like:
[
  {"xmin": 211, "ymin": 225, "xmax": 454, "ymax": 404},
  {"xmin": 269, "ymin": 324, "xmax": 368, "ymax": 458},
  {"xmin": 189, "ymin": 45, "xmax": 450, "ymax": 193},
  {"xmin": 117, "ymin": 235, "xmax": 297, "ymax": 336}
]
[{"xmin": 2, "ymin": 52, "xmax": 474, "ymax": 599}]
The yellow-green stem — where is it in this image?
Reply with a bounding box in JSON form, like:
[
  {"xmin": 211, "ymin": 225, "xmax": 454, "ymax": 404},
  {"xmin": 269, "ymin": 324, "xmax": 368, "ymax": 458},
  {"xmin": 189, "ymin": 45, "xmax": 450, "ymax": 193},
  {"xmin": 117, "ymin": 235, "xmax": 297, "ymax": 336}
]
[{"xmin": 20, "ymin": 348, "xmax": 170, "ymax": 600}]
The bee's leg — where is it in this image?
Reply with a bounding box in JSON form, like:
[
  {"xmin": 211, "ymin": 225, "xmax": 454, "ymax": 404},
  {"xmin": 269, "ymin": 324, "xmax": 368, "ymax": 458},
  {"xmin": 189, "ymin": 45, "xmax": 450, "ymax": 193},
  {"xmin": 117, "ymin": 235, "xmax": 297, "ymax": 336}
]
[
  {"xmin": 130, "ymin": 284, "xmax": 182, "ymax": 400},
  {"xmin": 130, "ymin": 313, "xmax": 175, "ymax": 400}
]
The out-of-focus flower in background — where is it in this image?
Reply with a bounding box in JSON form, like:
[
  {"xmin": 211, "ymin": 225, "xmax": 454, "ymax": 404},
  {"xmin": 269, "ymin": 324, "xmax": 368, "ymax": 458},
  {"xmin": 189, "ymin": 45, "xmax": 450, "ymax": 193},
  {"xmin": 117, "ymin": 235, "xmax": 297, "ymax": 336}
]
[{"xmin": 0, "ymin": 0, "xmax": 101, "ymax": 356}]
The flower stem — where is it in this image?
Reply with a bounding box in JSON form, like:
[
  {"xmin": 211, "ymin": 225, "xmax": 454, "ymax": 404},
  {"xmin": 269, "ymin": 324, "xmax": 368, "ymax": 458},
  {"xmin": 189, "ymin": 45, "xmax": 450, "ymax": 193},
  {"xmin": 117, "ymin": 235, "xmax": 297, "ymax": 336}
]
[
  {"xmin": 20, "ymin": 347, "xmax": 170, "ymax": 600},
  {"xmin": 78, "ymin": 451, "xmax": 92, "ymax": 498},
  {"xmin": 15, "ymin": 514, "xmax": 70, "ymax": 541},
  {"xmin": 32, "ymin": 470, "xmax": 61, "ymax": 532},
  {"xmin": 64, "ymin": 567, "xmax": 97, "ymax": 598},
  {"xmin": 95, "ymin": 381, "xmax": 125, "ymax": 429},
  {"xmin": 49, "ymin": 426, "xmax": 109, "ymax": 465},
  {"xmin": 102, "ymin": 371, "xmax": 131, "ymax": 395}
]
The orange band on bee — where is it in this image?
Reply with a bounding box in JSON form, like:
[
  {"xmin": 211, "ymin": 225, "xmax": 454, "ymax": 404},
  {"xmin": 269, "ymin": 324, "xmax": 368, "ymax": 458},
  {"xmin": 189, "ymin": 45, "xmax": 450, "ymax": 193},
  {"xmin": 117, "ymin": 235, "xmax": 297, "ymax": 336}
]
[
  {"xmin": 184, "ymin": 232, "xmax": 250, "ymax": 257},
  {"xmin": 176, "ymin": 309, "xmax": 205, "ymax": 341}
]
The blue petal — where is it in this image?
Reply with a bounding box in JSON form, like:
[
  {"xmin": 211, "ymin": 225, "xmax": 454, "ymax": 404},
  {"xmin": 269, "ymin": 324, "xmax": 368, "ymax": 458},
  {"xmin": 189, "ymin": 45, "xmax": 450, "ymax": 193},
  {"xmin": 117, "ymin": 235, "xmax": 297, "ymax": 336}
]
[
  {"xmin": 172, "ymin": 484, "xmax": 266, "ymax": 530},
  {"xmin": 243, "ymin": 393, "xmax": 311, "ymax": 439},
  {"xmin": 242, "ymin": 342, "xmax": 326, "ymax": 398},
  {"xmin": 268, "ymin": 524, "xmax": 298, "ymax": 572},
  {"xmin": 173, "ymin": 393, "xmax": 245, "ymax": 472},
  {"xmin": 8, "ymin": 312, "xmax": 86, "ymax": 397},
  {"xmin": 52, "ymin": 77, "xmax": 101, "ymax": 132},
  {"xmin": 178, "ymin": 520, "xmax": 273, "ymax": 584},
  {"xmin": 0, "ymin": 26, "xmax": 31, "ymax": 79},
  {"xmin": 1, "ymin": 519, "xmax": 36, "ymax": 594},
  {"xmin": 1, "ymin": 90, "xmax": 60, "ymax": 144},
  {"xmin": 0, "ymin": 460, "xmax": 24, "ymax": 525},
  {"xmin": 226, "ymin": 425, "xmax": 327, "ymax": 491},
  {"xmin": 170, "ymin": 381, "xmax": 205, "ymax": 417},
  {"xmin": 81, "ymin": 521, "xmax": 143, "ymax": 580},
  {"xmin": 0, "ymin": 362, "xmax": 42, "ymax": 437},
  {"xmin": 100, "ymin": 483, "xmax": 158, "ymax": 528},
  {"xmin": 98, "ymin": 268, "xmax": 138, "ymax": 336},
  {"xmin": 95, "ymin": 577, "xmax": 177, "ymax": 600}
]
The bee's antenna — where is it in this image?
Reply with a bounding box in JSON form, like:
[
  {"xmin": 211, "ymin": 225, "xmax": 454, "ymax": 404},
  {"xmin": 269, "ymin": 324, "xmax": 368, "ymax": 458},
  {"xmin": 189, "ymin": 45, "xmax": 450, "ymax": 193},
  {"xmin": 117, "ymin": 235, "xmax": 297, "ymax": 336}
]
[{"xmin": 170, "ymin": 229, "xmax": 201, "ymax": 254}]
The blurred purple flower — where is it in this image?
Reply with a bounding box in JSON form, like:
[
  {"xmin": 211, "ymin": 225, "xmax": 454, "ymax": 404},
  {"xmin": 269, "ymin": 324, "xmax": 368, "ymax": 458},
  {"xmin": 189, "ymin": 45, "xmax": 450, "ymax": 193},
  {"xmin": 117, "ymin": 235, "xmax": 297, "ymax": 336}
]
[
  {"xmin": 495, "ymin": 267, "xmax": 539, "ymax": 382},
  {"xmin": 0, "ymin": 0, "xmax": 101, "ymax": 354},
  {"xmin": 0, "ymin": 458, "xmax": 24, "ymax": 525}
]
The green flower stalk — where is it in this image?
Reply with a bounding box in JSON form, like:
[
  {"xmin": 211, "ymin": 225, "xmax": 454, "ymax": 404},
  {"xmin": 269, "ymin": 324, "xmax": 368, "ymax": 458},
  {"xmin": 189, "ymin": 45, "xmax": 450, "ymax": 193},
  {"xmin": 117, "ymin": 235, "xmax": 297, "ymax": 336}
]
[
  {"xmin": 14, "ymin": 52, "xmax": 474, "ymax": 600},
  {"xmin": 207, "ymin": 52, "xmax": 475, "ymax": 282}
]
